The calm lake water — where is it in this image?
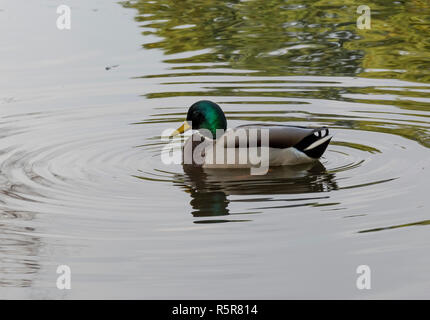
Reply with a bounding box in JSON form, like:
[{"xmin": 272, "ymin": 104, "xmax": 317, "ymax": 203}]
[{"xmin": 1, "ymin": 0, "xmax": 430, "ymax": 299}]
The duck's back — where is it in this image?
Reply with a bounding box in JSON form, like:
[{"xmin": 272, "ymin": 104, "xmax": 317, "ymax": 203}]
[{"xmin": 231, "ymin": 124, "xmax": 328, "ymax": 149}]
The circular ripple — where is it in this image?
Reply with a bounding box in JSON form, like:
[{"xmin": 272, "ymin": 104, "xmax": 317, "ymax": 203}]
[{"xmin": 0, "ymin": 104, "xmax": 428, "ymax": 220}]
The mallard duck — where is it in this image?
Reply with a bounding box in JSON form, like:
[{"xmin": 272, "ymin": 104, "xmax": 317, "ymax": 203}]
[{"xmin": 171, "ymin": 100, "xmax": 332, "ymax": 171}]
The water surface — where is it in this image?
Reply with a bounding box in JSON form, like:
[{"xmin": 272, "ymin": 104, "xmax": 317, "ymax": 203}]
[{"xmin": 1, "ymin": 0, "xmax": 430, "ymax": 298}]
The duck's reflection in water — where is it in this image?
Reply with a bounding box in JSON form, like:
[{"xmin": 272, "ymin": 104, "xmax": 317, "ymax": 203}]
[{"xmin": 177, "ymin": 161, "xmax": 338, "ymax": 222}]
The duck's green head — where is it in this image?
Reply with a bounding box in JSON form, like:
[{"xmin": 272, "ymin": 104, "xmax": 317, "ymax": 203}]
[{"xmin": 172, "ymin": 100, "xmax": 227, "ymax": 138}]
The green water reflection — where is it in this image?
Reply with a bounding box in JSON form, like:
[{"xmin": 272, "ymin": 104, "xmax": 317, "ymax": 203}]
[
  {"xmin": 122, "ymin": 0, "xmax": 430, "ymax": 82},
  {"xmin": 125, "ymin": 0, "xmax": 430, "ymax": 148}
]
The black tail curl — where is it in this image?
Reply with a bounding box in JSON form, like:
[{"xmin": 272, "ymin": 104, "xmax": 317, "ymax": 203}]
[{"xmin": 293, "ymin": 128, "xmax": 331, "ymax": 159}]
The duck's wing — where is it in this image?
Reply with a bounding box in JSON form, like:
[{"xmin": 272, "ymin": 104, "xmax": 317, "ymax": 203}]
[
  {"xmin": 223, "ymin": 124, "xmax": 331, "ymax": 159},
  {"xmin": 228, "ymin": 124, "xmax": 327, "ymax": 147}
]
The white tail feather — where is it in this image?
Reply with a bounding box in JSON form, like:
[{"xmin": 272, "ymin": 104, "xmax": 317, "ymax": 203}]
[{"xmin": 303, "ymin": 135, "xmax": 332, "ymax": 151}]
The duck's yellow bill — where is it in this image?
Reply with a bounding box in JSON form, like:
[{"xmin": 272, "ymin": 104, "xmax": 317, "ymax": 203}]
[{"xmin": 170, "ymin": 121, "xmax": 191, "ymax": 137}]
